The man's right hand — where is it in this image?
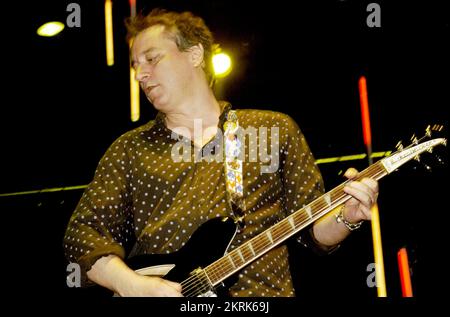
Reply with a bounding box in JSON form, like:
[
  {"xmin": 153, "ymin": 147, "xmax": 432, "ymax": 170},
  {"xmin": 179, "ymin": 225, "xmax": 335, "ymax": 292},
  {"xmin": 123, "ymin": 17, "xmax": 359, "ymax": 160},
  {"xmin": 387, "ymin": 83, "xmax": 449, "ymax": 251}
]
[
  {"xmin": 87, "ymin": 254, "xmax": 183, "ymax": 297},
  {"xmin": 116, "ymin": 275, "xmax": 183, "ymax": 297}
]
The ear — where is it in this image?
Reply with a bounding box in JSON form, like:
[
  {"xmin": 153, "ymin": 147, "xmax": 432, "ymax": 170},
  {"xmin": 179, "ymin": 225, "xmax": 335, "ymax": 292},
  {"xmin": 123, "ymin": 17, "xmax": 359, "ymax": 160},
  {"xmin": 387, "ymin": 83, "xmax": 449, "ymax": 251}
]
[{"xmin": 189, "ymin": 43, "xmax": 205, "ymax": 68}]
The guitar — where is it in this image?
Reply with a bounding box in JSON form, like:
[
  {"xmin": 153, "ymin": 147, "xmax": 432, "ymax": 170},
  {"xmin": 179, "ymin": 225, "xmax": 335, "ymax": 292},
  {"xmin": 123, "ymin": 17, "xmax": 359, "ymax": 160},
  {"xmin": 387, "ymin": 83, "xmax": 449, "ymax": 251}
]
[{"xmin": 125, "ymin": 128, "xmax": 446, "ymax": 297}]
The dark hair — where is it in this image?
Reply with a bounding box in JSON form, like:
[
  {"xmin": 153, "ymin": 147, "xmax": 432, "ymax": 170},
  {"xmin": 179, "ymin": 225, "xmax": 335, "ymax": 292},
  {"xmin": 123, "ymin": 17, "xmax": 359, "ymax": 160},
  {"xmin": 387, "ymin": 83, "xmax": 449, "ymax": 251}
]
[{"xmin": 126, "ymin": 9, "xmax": 215, "ymax": 81}]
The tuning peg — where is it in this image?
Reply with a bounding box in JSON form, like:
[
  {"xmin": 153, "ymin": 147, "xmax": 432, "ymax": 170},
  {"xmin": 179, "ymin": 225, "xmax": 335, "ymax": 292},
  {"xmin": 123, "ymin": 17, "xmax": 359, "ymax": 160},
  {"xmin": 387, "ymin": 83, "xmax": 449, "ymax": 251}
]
[
  {"xmin": 410, "ymin": 134, "xmax": 419, "ymax": 145},
  {"xmin": 427, "ymin": 147, "xmax": 433, "ymax": 153},
  {"xmin": 414, "ymin": 155, "xmax": 420, "ymax": 162},
  {"xmin": 425, "ymin": 125, "xmax": 432, "ymax": 137},
  {"xmin": 395, "ymin": 141, "xmax": 404, "ymax": 151},
  {"xmin": 443, "ymin": 139, "xmax": 447, "ymax": 147},
  {"xmin": 432, "ymin": 124, "xmax": 444, "ymax": 132}
]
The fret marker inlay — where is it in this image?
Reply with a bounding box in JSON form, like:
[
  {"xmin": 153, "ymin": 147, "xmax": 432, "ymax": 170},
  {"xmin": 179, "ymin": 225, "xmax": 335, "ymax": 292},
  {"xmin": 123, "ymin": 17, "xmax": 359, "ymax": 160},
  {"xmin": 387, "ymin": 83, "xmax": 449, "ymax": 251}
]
[
  {"xmin": 237, "ymin": 249, "xmax": 245, "ymax": 263},
  {"xmin": 266, "ymin": 231, "xmax": 273, "ymax": 244},
  {"xmin": 288, "ymin": 217, "xmax": 295, "ymax": 229},
  {"xmin": 305, "ymin": 206, "xmax": 312, "ymax": 218},
  {"xmin": 324, "ymin": 194, "xmax": 331, "ymax": 206},
  {"xmin": 228, "ymin": 255, "xmax": 236, "ymax": 268},
  {"xmin": 248, "ymin": 243, "xmax": 256, "ymax": 256}
]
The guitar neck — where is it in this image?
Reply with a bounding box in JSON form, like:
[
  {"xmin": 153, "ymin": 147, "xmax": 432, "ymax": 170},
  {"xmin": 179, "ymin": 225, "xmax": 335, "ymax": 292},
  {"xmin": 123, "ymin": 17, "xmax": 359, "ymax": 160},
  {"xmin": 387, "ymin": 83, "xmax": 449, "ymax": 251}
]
[{"xmin": 203, "ymin": 161, "xmax": 388, "ymax": 286}]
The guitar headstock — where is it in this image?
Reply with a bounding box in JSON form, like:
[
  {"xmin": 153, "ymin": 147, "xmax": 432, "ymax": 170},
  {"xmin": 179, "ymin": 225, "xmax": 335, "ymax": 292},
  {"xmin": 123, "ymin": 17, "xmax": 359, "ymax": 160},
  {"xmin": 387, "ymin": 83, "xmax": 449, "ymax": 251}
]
[{"xmin": 381, "ymin": 124, "xmax": 446, "ymax": 174}]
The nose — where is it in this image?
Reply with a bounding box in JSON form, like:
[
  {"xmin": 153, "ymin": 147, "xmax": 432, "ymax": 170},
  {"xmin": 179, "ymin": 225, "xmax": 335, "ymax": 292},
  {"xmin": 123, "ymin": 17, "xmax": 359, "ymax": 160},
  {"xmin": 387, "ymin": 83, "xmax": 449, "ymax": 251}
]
[{"xmin": 135, "ymin": 64, "xmax": 151, "ymax": 83}]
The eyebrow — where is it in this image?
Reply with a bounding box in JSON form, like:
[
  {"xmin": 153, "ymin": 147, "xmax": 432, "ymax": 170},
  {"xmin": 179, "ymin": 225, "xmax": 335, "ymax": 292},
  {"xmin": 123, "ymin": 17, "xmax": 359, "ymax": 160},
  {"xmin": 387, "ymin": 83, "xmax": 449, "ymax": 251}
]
[{"xmin": 131, "ymin": 47, "xmax": 158, "ymax": 65}]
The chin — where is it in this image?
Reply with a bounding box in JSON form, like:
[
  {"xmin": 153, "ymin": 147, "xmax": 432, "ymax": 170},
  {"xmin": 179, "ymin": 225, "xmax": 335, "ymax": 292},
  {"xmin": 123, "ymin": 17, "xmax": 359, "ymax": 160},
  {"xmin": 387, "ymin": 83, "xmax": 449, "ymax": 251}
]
[{"xmin": 151, "ymin": 99, "xmax": 170, "ymax": 112}]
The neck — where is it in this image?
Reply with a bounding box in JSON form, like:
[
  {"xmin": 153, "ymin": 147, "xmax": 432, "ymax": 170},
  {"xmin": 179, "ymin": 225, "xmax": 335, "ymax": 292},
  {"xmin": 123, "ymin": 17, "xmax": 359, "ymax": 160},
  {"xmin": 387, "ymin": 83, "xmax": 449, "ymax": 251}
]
[{"xmin": 165, "ymin": 85, "xmax": 221, "ymax": 131}]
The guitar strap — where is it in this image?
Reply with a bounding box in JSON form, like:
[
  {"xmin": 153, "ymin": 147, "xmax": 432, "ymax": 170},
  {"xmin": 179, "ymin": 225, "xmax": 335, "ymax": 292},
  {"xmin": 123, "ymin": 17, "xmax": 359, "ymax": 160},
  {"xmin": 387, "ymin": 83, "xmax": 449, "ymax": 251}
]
[{"xmin": 223, "ymin": 110, "xmax": 246, "ymax": 225}]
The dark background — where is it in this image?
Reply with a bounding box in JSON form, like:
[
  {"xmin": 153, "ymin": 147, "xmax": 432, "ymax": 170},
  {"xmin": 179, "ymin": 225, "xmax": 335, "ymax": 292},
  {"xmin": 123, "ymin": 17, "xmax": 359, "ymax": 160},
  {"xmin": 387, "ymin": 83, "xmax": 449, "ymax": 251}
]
[{"xmin": 3, "ymin": 0, "xmax": 448, "ymax": 304}]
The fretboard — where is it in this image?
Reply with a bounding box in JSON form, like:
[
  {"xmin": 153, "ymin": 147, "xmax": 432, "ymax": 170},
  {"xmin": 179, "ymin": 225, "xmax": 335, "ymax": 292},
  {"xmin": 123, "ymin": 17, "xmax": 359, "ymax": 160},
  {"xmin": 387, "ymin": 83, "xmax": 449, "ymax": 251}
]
[{"xmin": 203, "ymin": 160, "xmax": 387, "ymax": 286}]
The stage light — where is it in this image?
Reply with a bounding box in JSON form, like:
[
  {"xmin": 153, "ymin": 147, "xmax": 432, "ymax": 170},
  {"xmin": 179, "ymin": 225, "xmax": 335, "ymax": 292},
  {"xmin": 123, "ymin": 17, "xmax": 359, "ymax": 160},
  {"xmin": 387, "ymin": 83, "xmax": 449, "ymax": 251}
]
[
  {"xmin": 128, "ymin": 0, "xmax": 139, "ymax": 121},
  {"xmin": 105, "ymin": 0, "xmax": 114, "ymax": 66},
  {"xmin": 397, "ymin": 248, "xmax": 413, "ymax": 297},
  {"xmin": 128, "ymin": 38, "xmax": 140, "ymax": 122},
  {"xmin": 212, "ymin": 52, "xmax": 232, "ymax": 78},
  {"xmin": 130, "ymin": 66, "xmax": 140, "ymax": 122},
  {"xmin": 37, "ymin": 22, "xmax": 65, "ymax": 37},
  {"xmin": 358, "ymin": 75, "xmax": 387, "ymax": 297}
]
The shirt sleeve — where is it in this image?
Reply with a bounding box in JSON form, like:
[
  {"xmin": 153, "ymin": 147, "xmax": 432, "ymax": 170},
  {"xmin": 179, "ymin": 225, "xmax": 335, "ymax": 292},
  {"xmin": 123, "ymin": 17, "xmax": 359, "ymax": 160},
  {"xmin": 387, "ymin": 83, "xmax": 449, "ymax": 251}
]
[
  {"xmin": 278, "ymin": 113, "xmax": 338, "ymax": 255},
  {"xmin": 63, "ymin": 135, "xmax": 135, "ymax": 286}
]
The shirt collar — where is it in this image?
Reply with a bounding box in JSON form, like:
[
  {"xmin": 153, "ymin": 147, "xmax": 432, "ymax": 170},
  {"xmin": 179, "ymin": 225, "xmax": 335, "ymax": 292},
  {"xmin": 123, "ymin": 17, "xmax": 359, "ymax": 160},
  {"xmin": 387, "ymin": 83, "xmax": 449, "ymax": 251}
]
[{"xmin": 152, "ymin": 100, "xmax": 233, "ymax": 132}]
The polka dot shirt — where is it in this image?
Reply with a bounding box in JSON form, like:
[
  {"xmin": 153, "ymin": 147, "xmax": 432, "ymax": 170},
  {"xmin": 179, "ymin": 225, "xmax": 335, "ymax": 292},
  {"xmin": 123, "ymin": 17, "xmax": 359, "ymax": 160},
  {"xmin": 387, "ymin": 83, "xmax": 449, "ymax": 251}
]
[{"xmin": 64, "ymin": 102, "xmax": 325, "ymax": 296}]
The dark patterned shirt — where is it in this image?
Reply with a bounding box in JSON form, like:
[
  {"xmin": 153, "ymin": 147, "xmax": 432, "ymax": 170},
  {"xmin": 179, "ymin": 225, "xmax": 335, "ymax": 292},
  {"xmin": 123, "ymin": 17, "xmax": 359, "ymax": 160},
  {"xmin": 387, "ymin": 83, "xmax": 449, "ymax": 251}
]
[{"xmin": 64, "ymin": 102, "xmax": 325, "ymax": 296}]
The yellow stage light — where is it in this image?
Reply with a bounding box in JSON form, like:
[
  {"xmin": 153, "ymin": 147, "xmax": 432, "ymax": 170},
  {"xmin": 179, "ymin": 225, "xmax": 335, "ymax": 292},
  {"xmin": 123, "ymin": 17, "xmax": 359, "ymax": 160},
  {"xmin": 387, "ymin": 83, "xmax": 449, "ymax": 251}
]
[
  {"xmin": 105, "ymin": 0, "xmax": 114, "ymax": 66},
  {"xmin": 212, "ymin": 52, "xmax": 232, "ymax": 78},
  {"xmin": 37, "ymin": 22, "xmax": 64, "ymax": 37}
]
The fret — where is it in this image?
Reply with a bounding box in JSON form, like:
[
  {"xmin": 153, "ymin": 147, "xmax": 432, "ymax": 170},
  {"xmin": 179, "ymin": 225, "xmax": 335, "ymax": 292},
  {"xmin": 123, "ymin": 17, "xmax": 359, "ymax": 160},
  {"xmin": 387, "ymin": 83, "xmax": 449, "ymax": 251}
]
[
  {"xmin": 266, "ymin": 231, "xmax": 273, "ymax": 244},
  {"xmin": 252, "ymin": 234, "xmax": 271, "ymax": 255},
  {"xmin": 305, "ymin": 205, "xmax": 312, "ymax": 218},
  {"xmin": 230, "ymin": 251, "xmax": 243, "ymax": 267},
  {"xmin": 331, "ymin": 188, "xmax": 343, "ymax": 201},
  {"xmin": 236, "ymin": 249, "xmax": 245, "ymax": 263},
  {"xmin": 324, "ymin": 193, "xmax": 331, "ymax": 206},
  {"xmin": 227, "ymin": 254, "xmax": 236, "ymax": 269},
  {"xmin": 206, "ymin": 258, "xmax": 228, "ymax": 283},
  {"xmin": 247, "ymin": 241, "xmax": 256, "ymax": 256},
  {"xmin": 288, "ymin": 216, "xmax": 295, "ymax": 229},
  {"xmin": 279, "ymin": 219, "xmax": 294, "ymax": 239}
]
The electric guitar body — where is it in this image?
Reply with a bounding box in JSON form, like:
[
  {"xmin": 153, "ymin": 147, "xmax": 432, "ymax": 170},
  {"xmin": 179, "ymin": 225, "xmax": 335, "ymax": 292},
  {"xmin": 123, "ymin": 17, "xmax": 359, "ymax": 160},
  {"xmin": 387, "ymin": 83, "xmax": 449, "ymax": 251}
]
[{"xmin": 126, "ymin": 217, "xmax": 238, "ymax": 297}]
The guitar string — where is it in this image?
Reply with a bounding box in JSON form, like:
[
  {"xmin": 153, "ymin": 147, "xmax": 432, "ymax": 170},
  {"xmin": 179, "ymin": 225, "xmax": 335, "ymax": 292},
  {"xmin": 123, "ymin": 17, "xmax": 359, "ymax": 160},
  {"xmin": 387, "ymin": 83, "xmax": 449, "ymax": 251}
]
[
  {"xmin": 182, "ymin": 263, "xmax": 218, "ymax": 297},
  {"xmin": 139, "ymin": 136, "xmax": 435, "ymax": 295},
  {"xmin": 180, "ymin": 167, "xmax": 386, "ymax": 296},
  {"xmin": 181, "ymin": 170, "xmax": 386, "ymax": 296},
  {"xmin": 210, "ymin": 167, "xmax": 387, "ymax": 282},
  {"xmin": 180, "ymin": 262, "xmax": 222, "ymax": 296},
  {"xmin": 200, "ymin": 166, "xmax": 386, "ymax": 288},
  {"xmin": 182, "ymin": 267, "xmax": 219, "ymax": 297},
  {"xmin": 184, "ymin": 138, "xmax": 442, "ymax": 295},
  {"xmin": 179, "ymin": 180, "xmax": 348, "ymax": 297},
  {"xmin": 183, "ymin": 273, "xmax": 211, "ymax": 297},
  {"xmin": 179, "ymin": 166, "xmax": 386, "ymax": 295},
  {"xmin": 177, "ymin": 165, "xmax": 386, "ymax": 296},
  {"xmin": 221, "ymin": 170, "xmax": 387, "ymax": 283},
  {"xmin": 185, "ymin": 138, "xmax": 443, "ymax": 295}
]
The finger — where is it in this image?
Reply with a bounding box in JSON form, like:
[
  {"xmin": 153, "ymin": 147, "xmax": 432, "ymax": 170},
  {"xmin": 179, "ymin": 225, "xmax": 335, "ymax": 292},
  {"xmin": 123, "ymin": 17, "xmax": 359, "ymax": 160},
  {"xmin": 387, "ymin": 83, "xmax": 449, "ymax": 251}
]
[
  {"xmin": 348, "ymin": 181, "xmax": 376, "ymax": 200},
  {"xmin": 345, "ymin": 196, "xmax": 360, "ymax": 207},
  {"xmin": 343, "ymin": 184, "xmax": 373, "ymax": 208},
  {"xmin": 359, "ymin": 204, "xmax": 372, "ymax": 220},
  {"xmin": 344, "ymin": 168, "xmax": 359, "ymax": 179},
  {"xmin": 361, "ymin": 178, "xmax": 379, "ymax": 194},
  {"xmin": 164, "ymin": 279, "xmax": 183, "ymax": 293},
  {"xmin": 361, "ymin": 178, "xmax": 379, "ymax": 203}
]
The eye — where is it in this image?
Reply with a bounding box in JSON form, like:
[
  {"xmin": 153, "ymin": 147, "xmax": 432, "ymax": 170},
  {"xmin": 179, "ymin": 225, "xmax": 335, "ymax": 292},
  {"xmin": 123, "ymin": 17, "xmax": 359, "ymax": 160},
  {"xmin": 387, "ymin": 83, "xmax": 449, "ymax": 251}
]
[{"xmin": 146, "ymin": 54, "xmax": 162, "ymax": 65}]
